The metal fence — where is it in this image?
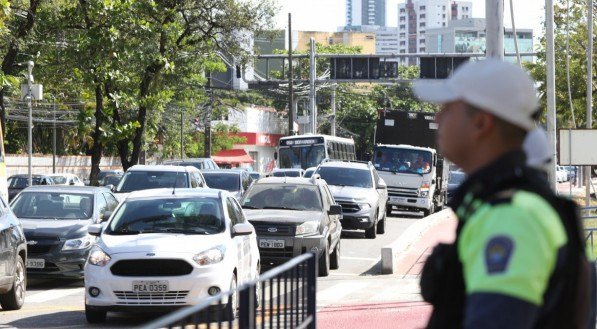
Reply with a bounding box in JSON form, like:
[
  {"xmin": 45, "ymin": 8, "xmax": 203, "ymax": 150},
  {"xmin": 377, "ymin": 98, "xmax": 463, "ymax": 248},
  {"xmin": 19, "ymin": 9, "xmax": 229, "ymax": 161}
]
[{"xmin": 140, "ymin": 253, "xmax": 317, "ymax": 329}]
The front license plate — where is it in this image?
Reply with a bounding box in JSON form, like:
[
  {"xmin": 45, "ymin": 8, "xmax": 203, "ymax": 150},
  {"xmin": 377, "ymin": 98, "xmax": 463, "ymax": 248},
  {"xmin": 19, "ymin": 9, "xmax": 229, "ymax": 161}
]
[
  {"xmin": 259, "ymin": 239, "xmax": 285, "ymax": 249},
  {"xmin": 26, "ymin": 258, "xmax": 45, "ymax": 269},
  {"xmin": 132, "ymin": 280, "xmax": 169, "ymax": 293}
]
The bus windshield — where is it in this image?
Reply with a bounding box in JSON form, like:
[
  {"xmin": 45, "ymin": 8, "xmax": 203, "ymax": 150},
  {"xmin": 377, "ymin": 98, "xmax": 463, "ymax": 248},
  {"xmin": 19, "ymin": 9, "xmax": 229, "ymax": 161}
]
[
  {"xmin": 278, "ymin": 145, "xmax": 326, "ymax": 170},
  {"xmin": 373, "ymin": 148, "xmax": 433, "ymax": 174}
]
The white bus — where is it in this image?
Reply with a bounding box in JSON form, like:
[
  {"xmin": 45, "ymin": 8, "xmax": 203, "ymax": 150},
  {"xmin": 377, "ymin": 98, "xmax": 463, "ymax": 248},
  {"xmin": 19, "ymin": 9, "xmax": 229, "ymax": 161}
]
[{"xmin": 277, "ymin": 134, "xmax": 356, "ymax": 170}]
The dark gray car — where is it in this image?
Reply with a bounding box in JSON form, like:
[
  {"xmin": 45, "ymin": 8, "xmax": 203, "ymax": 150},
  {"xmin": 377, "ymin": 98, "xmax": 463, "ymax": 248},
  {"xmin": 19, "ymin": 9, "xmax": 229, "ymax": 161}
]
[
  {"xmin": 201, "ymin": 170, "xmax": 253, "ymax": 200},
  {"xmin": 10, "ymin": 186, "xmax": 119, "ymax": 279},
  {"xmin": 241, "ymin": 177, "xmax": 342, "ymax": 277},
  {"xmin": 0, "ymin": 195, "xmax": 26, "ymax": 310}
]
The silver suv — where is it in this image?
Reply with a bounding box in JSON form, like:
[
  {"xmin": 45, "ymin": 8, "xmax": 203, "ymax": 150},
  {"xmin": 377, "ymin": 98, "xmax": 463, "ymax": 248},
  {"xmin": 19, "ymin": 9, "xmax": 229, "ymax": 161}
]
[{"xmin": 315, "ymin": 161, "xmax": 388, "ymax": 239}]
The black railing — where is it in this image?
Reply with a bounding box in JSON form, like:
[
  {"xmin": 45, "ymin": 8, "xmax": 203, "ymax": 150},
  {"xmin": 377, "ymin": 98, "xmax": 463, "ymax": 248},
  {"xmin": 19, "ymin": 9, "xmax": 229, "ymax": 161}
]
[{"xmin": 140, "ymin": 253, "xmax": 317, "ymax": 329}]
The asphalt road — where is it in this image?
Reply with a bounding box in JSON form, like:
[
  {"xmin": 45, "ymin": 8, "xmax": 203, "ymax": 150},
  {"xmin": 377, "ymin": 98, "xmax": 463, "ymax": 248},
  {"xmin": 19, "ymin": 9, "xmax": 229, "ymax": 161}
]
[{"xmin": 0, "ymin": 213, "xmax": 419, "ymax": 328}]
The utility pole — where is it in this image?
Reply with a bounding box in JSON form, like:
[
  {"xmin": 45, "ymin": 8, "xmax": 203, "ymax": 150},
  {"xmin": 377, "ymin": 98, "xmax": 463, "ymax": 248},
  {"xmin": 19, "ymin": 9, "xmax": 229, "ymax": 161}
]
[
  {"xmin": 586, "ymin": 0, "xmax": 593, "ymax": 206},
  {"xmin": 546, "ymin": 0, "xmax": 557, "ymax": 189},
  {"xmin": 485, "ymin": 0, "xmax": 504, "ymax": 59},
  {"xmin": 309, "ymin": 37, "xmax": 317, "ymax": 134},
  {"xmin": 27, "ymin": 61, "xmax": 33, "ymax": 186},
  {"xmin": 330, "ymin": 85, "xmax": 336, "ymax": 136},
  {"xmin": 204, "ymin": 91, "xmax": 213, "ymax": 158},
  {"xmin": 52, "ymin": 95, "xmax": 56, "ymax": 173},
  {"xmin": 180, "ymin": 109, "xmax": 184, "ymax": 159},
  {"xmin": 288, "ymin": 13, "xmax": 294, "ymax": 136}
]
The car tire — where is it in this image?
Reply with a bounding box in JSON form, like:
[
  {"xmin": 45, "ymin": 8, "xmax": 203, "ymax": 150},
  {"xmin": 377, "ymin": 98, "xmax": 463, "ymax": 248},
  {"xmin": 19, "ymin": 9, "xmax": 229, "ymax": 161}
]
[
  {"xmin": 318, "ymin": 242, "xmax": 330, "ymax": 277},
  {"xmin": 330, "ymin": 240, "xmax": 340, "ymax": 270},
  {"xmin": 365, "ymin": 214, "xmax": 377, "ymax": 239},
  {"xmin": 224, "ymin": 273, "xmax": 239, "ymax": 320},
  {"xmin": 386, "ymin": 204, "xmax": 392, "ymax": 217},
  {"xmin": 85, "ymin": 304, "xmax": 107, "ymax": 323},
  {"xmin": 0, "ymin": 255, "xmax": 26, "ymax": 310},
  {"xmin": 423, "ymin": 203, "xmax": 435, "ymax": 217},
  {"xmin": 377, "ymin": 210, "xmax": 386, "ymax": 235}
]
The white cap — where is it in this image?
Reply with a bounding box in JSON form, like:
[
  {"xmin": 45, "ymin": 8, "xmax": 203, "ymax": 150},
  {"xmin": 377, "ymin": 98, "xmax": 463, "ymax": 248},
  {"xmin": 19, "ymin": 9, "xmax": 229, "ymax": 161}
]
[
  {"xmin": 523, "ymin": 127, "xmax": 553, "ymax": 171},
  {"xmin": 413, "ymin": 59, "xmax": 539, "ymax": 131}
]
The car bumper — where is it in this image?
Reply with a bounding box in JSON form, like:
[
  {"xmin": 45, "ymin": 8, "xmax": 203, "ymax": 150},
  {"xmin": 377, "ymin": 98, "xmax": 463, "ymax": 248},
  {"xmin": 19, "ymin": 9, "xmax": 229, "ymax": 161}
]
[
  {"xmin": 26, "ymin": 248, "xmax": 90, "ymax": 279},
  {"xmin": 85, "ymin": 254, "xmax": 234, "ymax": 309},
  {"xmin": 387, "ymin": 195, "xmax": 431, "ymax": 211},
  {"xmin": 340, "ymin": 207, "xmax": 376, "ymax": 230},
  {"xmin": 256, "ymin": 234, "xmax": 325, "ymax": 266}
]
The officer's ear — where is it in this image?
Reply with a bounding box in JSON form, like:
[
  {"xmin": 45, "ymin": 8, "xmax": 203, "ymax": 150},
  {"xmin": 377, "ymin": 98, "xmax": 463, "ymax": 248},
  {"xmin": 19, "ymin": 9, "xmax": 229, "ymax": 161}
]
[{"xmin": 471, "ymin": 111, "xmax": 495, "ymax": 139}]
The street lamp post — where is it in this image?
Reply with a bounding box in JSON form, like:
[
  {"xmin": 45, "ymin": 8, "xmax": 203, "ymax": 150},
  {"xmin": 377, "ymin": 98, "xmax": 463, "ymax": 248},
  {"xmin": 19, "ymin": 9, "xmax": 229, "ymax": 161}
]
[{"xmin": 27, "ymin": 61, "xmax": 34, "ymax": 186}]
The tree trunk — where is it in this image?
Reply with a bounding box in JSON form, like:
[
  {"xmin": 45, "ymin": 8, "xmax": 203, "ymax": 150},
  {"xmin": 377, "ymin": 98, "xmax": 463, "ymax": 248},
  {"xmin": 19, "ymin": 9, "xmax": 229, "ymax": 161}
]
[{"xmin": 89, "ymin": 83, "xmax": 104, "ymax": 186}]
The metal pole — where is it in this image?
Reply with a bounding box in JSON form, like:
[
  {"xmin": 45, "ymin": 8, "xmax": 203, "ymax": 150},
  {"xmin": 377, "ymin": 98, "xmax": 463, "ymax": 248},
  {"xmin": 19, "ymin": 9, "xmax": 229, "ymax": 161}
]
[
  {"xmin": 309, "ymin": 37, "xmax": 316, "ymax": 134},
  {"xmin": 509, "ymin": 0, "xmax": 522, "ymax": 66},
  {"xmin": 52, "ymin": 96, "xmax": 56, "ymax": 174},
  {"xmin": 180, "ymin": 109, "xmax": 184, "ymax": 159},
  {"xmin": 546, "ymin": 0, "xmax": 557, "ymax": 189},
  {"xmin": 331, "ymin": 85, "xmax": 336, "ymax": 136},
  {"xmin": 587, "ymin": 0, "xmax": 593, "ymax": 206},
  {"xmin": 485, "ymin": 0, "xmax": 504, "ymax": 59},
  {"xmin": 27, "ymin": 61, "xmax": 33, "ymax": 186},
  {"xmin": 288, "ymin": 13, "xmax": 294, "ymax": 136}
]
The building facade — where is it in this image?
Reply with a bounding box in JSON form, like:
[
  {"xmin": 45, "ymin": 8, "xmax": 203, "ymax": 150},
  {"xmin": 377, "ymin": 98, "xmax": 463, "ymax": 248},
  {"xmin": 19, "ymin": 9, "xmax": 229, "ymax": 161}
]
[
  {"xmin": 295, "ymin": 31, "xmax": 376, "ymax": 54},
  {"xmin": 426, "ymin": 18, "xmax": 534, "ymax": 62},
  {"xmin": 346, "ymin": 0, "xmax": 386, "ymax": 28}
]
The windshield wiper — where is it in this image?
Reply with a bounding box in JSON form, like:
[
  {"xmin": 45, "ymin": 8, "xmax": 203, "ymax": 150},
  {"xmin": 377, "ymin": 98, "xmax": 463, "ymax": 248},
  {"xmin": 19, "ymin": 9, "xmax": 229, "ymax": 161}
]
[
  {"xmin": 263, "ymin": 206, "xmax": 295, "ymax": 210},
  {"xmin": 108, "ymin": 229, "xmax": 140, "ymax": 235},
  {"xmin": 159, "ymin": 228, "xmax": 210, "ymax": 234}
]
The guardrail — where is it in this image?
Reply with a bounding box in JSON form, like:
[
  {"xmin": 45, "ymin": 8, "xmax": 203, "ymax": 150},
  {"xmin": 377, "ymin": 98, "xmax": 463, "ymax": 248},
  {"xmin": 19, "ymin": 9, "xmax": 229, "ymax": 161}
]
[{"xmin": 140, "ymin": 253, "xmax": 317, "ymax": 329}]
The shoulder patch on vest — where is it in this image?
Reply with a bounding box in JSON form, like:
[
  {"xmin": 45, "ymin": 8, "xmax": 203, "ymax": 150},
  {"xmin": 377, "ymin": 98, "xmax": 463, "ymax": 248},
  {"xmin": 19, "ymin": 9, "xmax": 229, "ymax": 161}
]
[
  {"xmin": 487, "ymin": 189, "xmax": 517, "ymax": 205},
  {"xmin": 484, "ymin": 235, "xmax": 515, "ymax": 274}
]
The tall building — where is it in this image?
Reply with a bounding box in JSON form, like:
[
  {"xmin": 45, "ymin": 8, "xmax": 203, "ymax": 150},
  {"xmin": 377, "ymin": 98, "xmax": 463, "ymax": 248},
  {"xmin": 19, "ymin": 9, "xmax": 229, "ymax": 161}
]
[
  {"xmin": 375, "ymin": 27, "xmax": 400, "ymax": 55},
  {"xmin": 346, "ymin": 0, "xmax": 386, "ymax": 28},
  {"xmin": 426, "ymin": 18, "xmax": 534, "ymax": 63},
  {"xmin": 396, "ymin": 0, "xmax": 472, "ymax": 64}
]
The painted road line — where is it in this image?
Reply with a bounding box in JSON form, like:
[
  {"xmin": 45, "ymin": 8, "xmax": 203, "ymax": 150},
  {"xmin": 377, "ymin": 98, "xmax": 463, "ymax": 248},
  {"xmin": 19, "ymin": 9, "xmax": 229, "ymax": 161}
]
[{"xmin": 26, "ymin": 287, "xmax": 84, "ymax": 303}]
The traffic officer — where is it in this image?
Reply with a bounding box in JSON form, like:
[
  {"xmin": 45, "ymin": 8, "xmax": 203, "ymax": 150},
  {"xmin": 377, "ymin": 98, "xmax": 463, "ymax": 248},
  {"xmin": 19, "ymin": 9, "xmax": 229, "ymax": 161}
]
[{"xmin": 413, "ymin": 59, "xmax": 596, "ymax": 329}]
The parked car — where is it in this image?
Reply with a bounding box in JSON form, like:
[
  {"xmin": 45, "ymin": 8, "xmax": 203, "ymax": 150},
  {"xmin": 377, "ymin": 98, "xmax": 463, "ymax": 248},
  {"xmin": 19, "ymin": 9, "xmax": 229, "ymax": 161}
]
[
  {"xmin": 99, "ymin": 174, "xmax": 123, "ymax": 187},
  {"xmin": 556, "ymin": 166, "xmax": 569, "ymax": 183},
  {"xmin": 0, "ymin": 195, "xmax": 27, "ymax": 310},
  {"xmin": 8, "ymin": 174, "xmax": 55, "ymax": 202},
  {"xmin": 241, "ymin": 176, "xmax": 342, "ymax": 276},
  {"xmin": 49, "ymin": 173, "xmax": 85, "ymax": 186},
  {"xmin": 163, "ymin": 158, "xmax": 219, "ymax": 171},
  {"xmin": 84, "ymin": 188, "xmax": 259, "ymax": 323},
  {"xmin": 248, "ymin": 171, "xmax": 261, "ymax": 181},
  {"xmin": 201, "ymin": 170, "xmax": 253, "ymax": 200},
  {"xmin": 314, "ymin": 160, "xmax": 388, "ymax": 239},
  {"xmin": 113, "ymin": 165, "xmax": 207, "ymax": 201},
  {"xmin": 10, "ymin": 186, "xmax": 119, "ymax": 279},
  {"xmin": 97, "ymin": 170, "xmax": 124, "ymax": 184},
  {"xmin": 447, "ymin": 170, "xmax": 466, "ymax": 203},
  {"xmin": 303, "ymin": 167, "xmax": 317, "ymax": 178},
  {"xmin": 270, "ymin": 168, "xmax": 305, "ymax": 177}
]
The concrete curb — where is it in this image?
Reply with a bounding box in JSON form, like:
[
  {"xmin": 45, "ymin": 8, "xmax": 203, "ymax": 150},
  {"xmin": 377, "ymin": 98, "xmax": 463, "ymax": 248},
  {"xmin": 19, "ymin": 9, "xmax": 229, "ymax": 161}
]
[{"xmin": 381, "ymin": 209, "xmax": 454, "ymax": 274}]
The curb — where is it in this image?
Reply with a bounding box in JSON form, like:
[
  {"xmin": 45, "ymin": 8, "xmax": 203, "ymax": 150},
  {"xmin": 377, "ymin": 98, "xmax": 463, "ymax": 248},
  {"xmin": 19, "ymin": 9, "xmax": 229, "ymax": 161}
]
[{"xmin": 380, "ymin": 209, "xmax": 454, "ymax": 274}]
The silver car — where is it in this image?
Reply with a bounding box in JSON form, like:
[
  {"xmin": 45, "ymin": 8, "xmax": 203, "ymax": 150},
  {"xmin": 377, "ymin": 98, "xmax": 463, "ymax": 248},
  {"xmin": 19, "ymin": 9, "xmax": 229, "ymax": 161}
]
[{"xmin": 315, "ymin": 161, "xmax": 388, "ymax": 239}]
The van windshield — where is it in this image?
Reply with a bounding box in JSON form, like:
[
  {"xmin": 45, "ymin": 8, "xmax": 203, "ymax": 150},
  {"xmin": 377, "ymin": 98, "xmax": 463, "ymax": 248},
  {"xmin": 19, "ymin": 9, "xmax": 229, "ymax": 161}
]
[{"xmin": 115, "ymin": 171, "xmax": 188, "ymax": 193}]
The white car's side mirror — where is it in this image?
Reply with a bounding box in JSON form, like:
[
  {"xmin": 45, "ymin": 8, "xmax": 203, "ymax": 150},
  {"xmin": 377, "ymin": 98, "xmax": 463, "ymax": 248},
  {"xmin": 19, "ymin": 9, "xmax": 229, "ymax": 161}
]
[
  {"xmin": 88, "ymin": 224, "xmax": 103, "ymax": 236},
  {"xmin": 232, "ymin": 223, "xmax": 254, "ymax": 237}
]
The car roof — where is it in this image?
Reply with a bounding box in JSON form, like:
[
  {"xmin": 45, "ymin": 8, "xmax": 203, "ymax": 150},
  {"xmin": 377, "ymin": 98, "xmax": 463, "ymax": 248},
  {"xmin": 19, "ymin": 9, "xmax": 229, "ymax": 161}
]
[
  {"xmin": 318, "ymin": 161, "xmax": 371, "ymax": 170},
  {"xmin": 254, "ymin": 177, "xmax": 321, "ymax": 186},
  {"xmin": 9, "ymin": 174, "xmax": 49, "ymax": 178},
  {"xmin": 21, "ymin": 185, "xmax": 107, "ymax": 194},
  {"xmin": 126, "ymin": 165, "xmax": 197, "ymax": 172},
  {"xmin": 125, "ymin": 188, "xmax": 227, "ymax": 200},
  {"xmin": 272, "ymin": 168, "xmax": 304, "ymax": 172},
  {"xmin": 201, "ymin": 170, "xmax": 241, "ymax": 175}
]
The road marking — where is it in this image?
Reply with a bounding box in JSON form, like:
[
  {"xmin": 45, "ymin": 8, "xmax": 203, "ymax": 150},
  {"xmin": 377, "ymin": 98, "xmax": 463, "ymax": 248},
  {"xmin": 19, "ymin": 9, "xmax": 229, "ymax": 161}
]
[
  {"xmin": 27, "ymin": 287, "xmax": 84, "ymax": 303},
  {"xmin": 341, "ymin": 256, "xmax": 380, "ymax": 262}
]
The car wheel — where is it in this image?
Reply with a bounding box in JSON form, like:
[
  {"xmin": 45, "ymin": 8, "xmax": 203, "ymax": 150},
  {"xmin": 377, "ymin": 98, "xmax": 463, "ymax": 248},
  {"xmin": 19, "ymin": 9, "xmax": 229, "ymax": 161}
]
[
  {"xmin": 330, "ymin": 240, "xmax": 340, "ymax": 270},
  {"xmin": 0, "ymin": 255, "xmax": 26, "ymax": 310},
  {"xmin": 85, "ymin": 304, "xmax": 107, "ymax": 323},
  {"xmin": 423, "ymin": 203, "xmax": 435, "ymax": 217},
  {"xmin": 318, "ymin": 242, "xmax": 330, "ymax": 277},
  {"xmin": 224, "ymin": 273, "xmax": 239, "ymax": 320},
  {"xmin": 376, "ymin": 210, "xmax": 386, "ymax": 235},
  {"xmin": 386, "ymin": 204, "xmax": 392, "ymax": 217}
]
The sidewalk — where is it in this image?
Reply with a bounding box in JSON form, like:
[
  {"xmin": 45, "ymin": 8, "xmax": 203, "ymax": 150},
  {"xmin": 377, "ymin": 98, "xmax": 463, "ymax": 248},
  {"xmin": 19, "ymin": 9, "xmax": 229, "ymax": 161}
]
[{"xmin": 318, "ymin": 211, "xmax": 457, "ymax": 328}]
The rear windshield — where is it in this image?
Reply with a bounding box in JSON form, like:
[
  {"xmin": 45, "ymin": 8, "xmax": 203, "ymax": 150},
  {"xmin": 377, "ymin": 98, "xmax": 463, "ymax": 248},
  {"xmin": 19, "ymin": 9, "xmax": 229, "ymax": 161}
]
[
  {"xmin": 242, "ymin": 184, "xmax": 322, "ymax": 211},
  {"xmin": 105, "ymin": 197, "xmax": 224, "ymax": 235},
  {"xmin": 315, "ymin": 167, "xmax": 373, "ymax": 188},
  {"xmin": 273, "ymin": 170, "xmax": 301, "ymax": 177},
  {"xmin": 50, "ymin": 176, "xmax": 67, "ymax": 184},
  {"xmin": 202, "ymin": 173, "xmax": 240, "ymax": 192},
  {"xmin": 8, "ymin": 177, "xmax": 43, "ymax": 189},
  {"xmin": 116, "ymin": 171, "xmax": 188, "ymax": 193},
  {"xmin": 12, "ymin": 192, "xmax": 94, "ymax": 220}
]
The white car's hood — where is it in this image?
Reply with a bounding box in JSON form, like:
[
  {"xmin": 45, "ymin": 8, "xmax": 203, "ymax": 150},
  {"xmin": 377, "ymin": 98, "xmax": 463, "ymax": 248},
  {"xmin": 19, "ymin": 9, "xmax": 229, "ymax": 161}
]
[
  {"xmin": 244, "ymin": 209, "xmax": 322, "ymax": 224},
  {"xmin": 100, "ymin": 233, "xmax": 225, "ymax": 255}
]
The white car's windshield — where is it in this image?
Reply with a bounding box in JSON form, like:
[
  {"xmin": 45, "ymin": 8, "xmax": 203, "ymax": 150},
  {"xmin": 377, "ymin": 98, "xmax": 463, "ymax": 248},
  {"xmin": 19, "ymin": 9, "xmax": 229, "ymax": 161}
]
[
  {"xmin": 12, "ymin": 192, "xmax": 94, "ymax": 220},
  {"xmin": 242, "ymin": 184, "xmax": 322, "ymax": 211},
  {"xmin": 116, "ymin": 171, "xmax": 188, "ymax": 193},
  {"xmin": 105, "ymin": 197, "xmax": 224, "ymax": 235}
]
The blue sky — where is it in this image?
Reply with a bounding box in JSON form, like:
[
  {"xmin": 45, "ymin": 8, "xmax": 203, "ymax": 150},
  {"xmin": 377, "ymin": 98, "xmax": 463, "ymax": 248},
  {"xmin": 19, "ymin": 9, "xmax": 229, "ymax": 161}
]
[{"xmin": 275, "ymin": 0, "xmax": 544, "ymax": 41}]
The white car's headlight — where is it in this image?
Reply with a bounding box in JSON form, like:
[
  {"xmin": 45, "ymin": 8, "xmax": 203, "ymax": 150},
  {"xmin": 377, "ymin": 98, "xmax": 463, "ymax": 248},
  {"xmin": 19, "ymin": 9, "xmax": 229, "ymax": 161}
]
[
  {"xmin": 357, "ymin": 203, "xmax": 371, "ymax": 210},
  {"xmin": 296, "ymin": 221, "xmax": 320, "ymax": 235},
  {"xmin": 62, "ymin": 235, "xmax": 96, "ymax": 251},
  {"xmin": 88, "ymin": 248, "xmax": 111, "ymax": 267},
  {"xmin": 193, "ymin": 246, "xmax": 225, "ymax": 266}
]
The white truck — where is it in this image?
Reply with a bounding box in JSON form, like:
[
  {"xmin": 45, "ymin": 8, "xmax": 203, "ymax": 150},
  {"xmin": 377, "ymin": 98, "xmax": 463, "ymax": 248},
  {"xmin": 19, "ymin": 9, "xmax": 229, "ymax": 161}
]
[{"xmin": 373, "ymin": 111, "xmax": 449, "ymax": 217}]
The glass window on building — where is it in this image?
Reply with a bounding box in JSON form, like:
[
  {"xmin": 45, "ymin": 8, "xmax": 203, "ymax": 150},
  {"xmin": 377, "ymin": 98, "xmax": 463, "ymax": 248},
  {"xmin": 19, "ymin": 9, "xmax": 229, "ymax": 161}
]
[
  {"xmin": 420, "ymin": 5, "xmax": 425, "ymax": 10},
  {"xmin": 420, "ymin": 14, "xmax": 426, "ymax": 18},
  {"xmin": 420, "ymin": 22, "xmax": 426, "ymax": 27}
]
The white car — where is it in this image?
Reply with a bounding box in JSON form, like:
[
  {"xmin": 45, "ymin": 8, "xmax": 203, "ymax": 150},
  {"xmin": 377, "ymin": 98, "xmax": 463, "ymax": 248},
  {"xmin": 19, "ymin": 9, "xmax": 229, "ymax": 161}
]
[
  {"xmin": 556, "ymin": 166, "xmax": 569, "ymax": 183},
  {"xmin": 83, "ymin": 188, "xmax": 260, "ymax": 323},
  {"xmin": 48, "ymin": 173, "xmax": 85, "ymax": 186}
]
